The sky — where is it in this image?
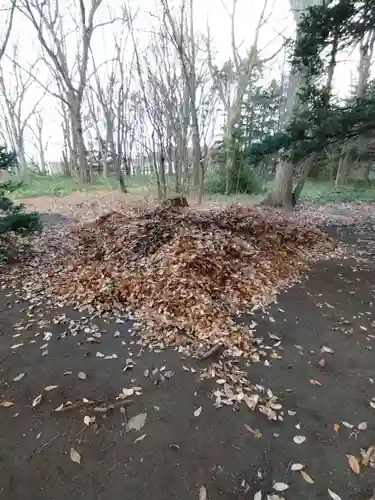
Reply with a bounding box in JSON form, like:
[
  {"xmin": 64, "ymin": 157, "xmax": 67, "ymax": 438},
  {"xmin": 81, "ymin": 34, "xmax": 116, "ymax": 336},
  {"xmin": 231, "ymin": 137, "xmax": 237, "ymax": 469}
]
[{"xmin": 0, "ymin": 0, "xmax": 361, "ymax": 163}]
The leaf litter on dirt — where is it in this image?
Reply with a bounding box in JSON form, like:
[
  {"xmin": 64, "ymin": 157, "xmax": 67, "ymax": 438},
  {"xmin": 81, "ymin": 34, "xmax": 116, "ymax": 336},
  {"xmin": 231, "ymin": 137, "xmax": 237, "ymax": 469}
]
[{"xmin": 12, "ymin": 204, "xmax": 334, "ymax": 415}]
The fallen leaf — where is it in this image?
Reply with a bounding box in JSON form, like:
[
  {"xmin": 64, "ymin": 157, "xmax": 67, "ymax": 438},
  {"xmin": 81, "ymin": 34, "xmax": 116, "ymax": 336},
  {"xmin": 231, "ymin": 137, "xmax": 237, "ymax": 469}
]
[
  {"xmin": 83, "ymin": 415, "xmax": 95, "ymax": 425},
  {"xmin": 334, "ymin": 423, "xmax": 340, "ymax": 434},
  {"xmin": 44, "ymin": 385, "xmax": 59, "ymax": 392},
  {"xmin": 358, "ymin": 422, "xmax": 368, "ymax": 431},
  {"xmin": 199, "ymin": 485, "xmax": 207, "ymax": 500},
  {"xmin": 318, "ymin": 358, "xmax": 325, "ymax": 367},
  {"xmin": 32, "ymin": 394, "xmax": 43, "ymax": 408},
  {"xmin": 96, "ymin": 351, "xmax": 104, "ymax": 357},
  {"xmin": 70, "ymin": 447, "xmax": 81, "ymax": 464},
  {"xmin": 291, "ymin": 463, "xmax": 304, "ymax": 471},
  {"xmin": 309, "ymin": 379, "xmax": 322, "ymax": 386},
  {"xmin": 361, "ymin": 445, "xmax": 375, "ymax": 466},
  {"xmin": 342, "ymin": 421, "xmax": 354, "ymax": 429},
  {"xmin": 254, "ymin": 491, "xmax": 262, "ymax": 500},
  {"xmin": 122, "ymin": 388, "xmax": 134, "ymax": 398},
  {"xmin": 273, "ymin": 482, "xmax": 289, "ymax": 492},
  {"xmin": 328, "ymin": 489, "xmax": 343, "ymax": 500},
  {"xmin": 127, "ymin": 412, "xmax": 147, "ymax": 431},
  {"xmin": 321, "ymin": 346, "xmax": 334, "ymax": 354},
  {"xmin": 13, "ymin": 373, "xmax": 25, "ymax": 382},
  {"xmin": 300, "ymin": 470, "xmax": 314, "ymax": 484},
  {"xmin": 78, "ymin": 372, "xmax": 87, "ymax": 380},
  {"xmin": 11, "ymin": 343, "xmax": 24, "ymax": 349},
  {"xmin": 244, "ymin": 425, "xmax": 263, "ymax": 439},
  {"xmin": 0, "ymin": 401, "xmax": 14, "ymax": 407},
  {"xmin": 293, "ymin": 435, "xmax": 306, "ymax": 444},
  {"xmin": 194, "ymin": 406, "xmax": 202, "ymax": 417},
  {"xmin": 347, "ymin": 455, "xmax": 361, "ymax": 474},
  {"xmin": 134, "ymin": 433, "xmax": 147, "ymax": 443}
]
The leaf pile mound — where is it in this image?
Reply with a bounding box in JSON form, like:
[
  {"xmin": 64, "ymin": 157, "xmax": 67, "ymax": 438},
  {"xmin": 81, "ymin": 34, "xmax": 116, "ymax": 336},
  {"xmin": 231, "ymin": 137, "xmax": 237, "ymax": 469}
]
[{"xmin": 40, "ymin": 204, "xmax": 333, "ymax": 357}]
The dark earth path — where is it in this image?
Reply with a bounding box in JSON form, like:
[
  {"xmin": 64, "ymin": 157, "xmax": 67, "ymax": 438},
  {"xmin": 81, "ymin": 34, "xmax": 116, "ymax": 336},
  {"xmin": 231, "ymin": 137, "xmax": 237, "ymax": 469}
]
[{"xmin": 0, "ymin": 220, "xmax": 375, "ymax": 500}]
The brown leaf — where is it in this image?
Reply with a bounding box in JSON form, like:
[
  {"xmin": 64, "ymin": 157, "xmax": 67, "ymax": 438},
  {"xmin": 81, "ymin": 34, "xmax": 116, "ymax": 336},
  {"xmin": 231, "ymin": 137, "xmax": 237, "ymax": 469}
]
[
  {"xmin": 361, "ymin": 445, "xmax": 375, "ymax": 466},
  {"xmin": 334, "ymin": 423, "xmax": 340, "ymax": 434},
  {"xmin": 347, "ymin": 454, "xmax": 361, "ymax": 474},
  {"xmin": 244, "ymin": 425, "xmax": 263, "ymax": 439},
  {"xmin": 309, "ymin": 379, "xmax": 322, "ymax": 386},
  {"xmin": 300, "ymin": 470, "xmax": 314, "ymax": 484},
  {"xmin": 0, "ymin": 401, "xmax": 14, "ymax": 408}
]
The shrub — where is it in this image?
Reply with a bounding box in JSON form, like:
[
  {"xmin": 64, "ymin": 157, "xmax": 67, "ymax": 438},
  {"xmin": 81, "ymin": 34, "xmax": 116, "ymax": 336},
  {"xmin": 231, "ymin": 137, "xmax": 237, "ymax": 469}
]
[
  {"xmin": 205, "ymin": 168, "xmax": 264, "ymax": 195},
  {"xmin": 0, "ymin": 148, "xmax": 41, "ymax": 259}
]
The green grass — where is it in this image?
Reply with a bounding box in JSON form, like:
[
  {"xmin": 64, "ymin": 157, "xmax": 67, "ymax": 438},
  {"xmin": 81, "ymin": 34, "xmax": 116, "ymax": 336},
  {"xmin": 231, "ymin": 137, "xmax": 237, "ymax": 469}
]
[
  {"xmin": 8, "ymin": 173, "xmax": 154, "ymax": 198},
  {"xmin": 301, "ymin": 181, "xmax": 375, "ymax": 204},
  {"xmin": 8, "ymin": 173, "xmax": 375, "ymax": 206}
]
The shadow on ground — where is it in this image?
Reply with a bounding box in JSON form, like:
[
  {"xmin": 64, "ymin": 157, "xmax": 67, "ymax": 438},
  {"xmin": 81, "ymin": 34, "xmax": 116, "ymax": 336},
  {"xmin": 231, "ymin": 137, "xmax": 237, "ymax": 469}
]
[{"xmin": 0, "ymin": 223, "xmax": 375, "ymax": 500}]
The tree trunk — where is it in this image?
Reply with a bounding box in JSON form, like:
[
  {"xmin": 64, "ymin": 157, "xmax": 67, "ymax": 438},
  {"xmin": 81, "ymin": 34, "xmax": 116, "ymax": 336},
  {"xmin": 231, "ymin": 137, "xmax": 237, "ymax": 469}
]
[
  {"xmin": 72, "ymin": 114, "xmax": 90, "ymax": 183},
  {"xmin": 363, "ymin": 164, "xmax": 371, "ymax": 186},
  {"xmin": 335, "ymin": 146, "xmax": 351, "ymax": 185},
  {"xmin": 293, "ymin": 153, "xmax": 317, "ymax": 201},
  {"xmin": 263, "ymin": 161, "xmax": 294, "ymax": 207}
]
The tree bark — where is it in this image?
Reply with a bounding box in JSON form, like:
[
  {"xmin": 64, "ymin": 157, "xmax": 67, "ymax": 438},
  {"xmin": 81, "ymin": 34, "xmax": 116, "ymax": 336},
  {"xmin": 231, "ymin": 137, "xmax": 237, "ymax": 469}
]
[
  {"xmin": 263, "ymin": 161, "xmax": 294, "ymax": 207},
  {"xmin": 335, "ymin": 146, "xmax": 351, "ymax": 185},
  {"xmin": 293, "ymin": 153, "xmax": 317, "ymax": 201}
]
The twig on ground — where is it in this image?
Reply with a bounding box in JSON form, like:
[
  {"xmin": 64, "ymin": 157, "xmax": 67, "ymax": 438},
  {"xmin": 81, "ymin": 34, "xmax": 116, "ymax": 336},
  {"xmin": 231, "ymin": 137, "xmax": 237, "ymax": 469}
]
[{"xmin": 29, "ymin": 433, "xmax": 60, "ymax": 459}]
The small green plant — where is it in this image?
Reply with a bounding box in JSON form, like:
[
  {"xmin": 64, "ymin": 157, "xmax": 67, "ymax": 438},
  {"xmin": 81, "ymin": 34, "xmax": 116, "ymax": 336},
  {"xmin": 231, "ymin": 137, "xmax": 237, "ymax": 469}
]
[{"xmin": 0, "ymin": 148, "xmax": 41, "ymax": 259}]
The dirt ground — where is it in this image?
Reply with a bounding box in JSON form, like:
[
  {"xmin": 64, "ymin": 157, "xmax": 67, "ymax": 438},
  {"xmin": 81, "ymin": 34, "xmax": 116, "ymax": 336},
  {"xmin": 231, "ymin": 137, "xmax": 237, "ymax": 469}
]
[{"xmin": 1, "ymin": 209, "xmax": 375, "ymax": 499}]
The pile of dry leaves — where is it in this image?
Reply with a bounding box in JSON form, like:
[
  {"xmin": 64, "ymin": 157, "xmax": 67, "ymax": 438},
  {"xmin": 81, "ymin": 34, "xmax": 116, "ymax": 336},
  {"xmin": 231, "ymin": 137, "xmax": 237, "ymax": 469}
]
[{"xmin": 28, "ymin": 204, "xmax": 333, "ymax": 360}]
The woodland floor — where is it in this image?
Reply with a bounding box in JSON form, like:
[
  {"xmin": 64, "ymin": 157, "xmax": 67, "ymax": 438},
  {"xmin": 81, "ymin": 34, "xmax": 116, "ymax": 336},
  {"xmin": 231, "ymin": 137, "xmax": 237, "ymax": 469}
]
[{"xmin": 0, "ymin": 194, "xmax": 375, "ymax": 500}]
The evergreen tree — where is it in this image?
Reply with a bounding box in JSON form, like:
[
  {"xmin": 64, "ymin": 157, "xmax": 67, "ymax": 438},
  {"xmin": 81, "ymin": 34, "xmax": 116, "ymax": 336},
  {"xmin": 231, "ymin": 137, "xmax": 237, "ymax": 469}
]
[
  {"xmin": 249, "ymin": 0, "xmax": 375, "ymax": 172},
  {"xmin": 0, "ymin": 146, "xmax": 41, "ymax": 258}
]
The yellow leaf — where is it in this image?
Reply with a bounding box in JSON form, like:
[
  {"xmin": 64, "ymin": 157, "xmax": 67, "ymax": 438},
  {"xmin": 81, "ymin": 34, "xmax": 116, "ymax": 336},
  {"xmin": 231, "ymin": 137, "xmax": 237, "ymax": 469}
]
[
  {"xmin": 333, "ymin": 423, "xmax": 340, "ymax": 434},
  {"xmin": 301, "ymin": 470, "xmax": 314, "ymax": 484},
  {"xmin": 347, "ymin": 454, "xmax": 361, "ymax": 474}
]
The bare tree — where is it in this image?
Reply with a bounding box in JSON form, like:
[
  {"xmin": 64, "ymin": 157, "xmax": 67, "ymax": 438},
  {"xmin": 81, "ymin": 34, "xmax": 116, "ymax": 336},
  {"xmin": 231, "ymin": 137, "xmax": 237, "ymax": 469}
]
[
  {"xmin": 18, "ymin": 0, "xmax": 109, "ymax": 182},
  {"xmin": 0, "ymin": 0, "xmax": 16, "ymax": 61},
  {"xmin": 206, "ymin": 0, "xmax": 284, "ymax": 194},
  {"xmin": 0, "ymin": 43, "xmax": 44, "ymax": 173},
  {"xmin": 29, "ymin": 110, "xmax": 50, "ymax": 174},
  {"xmin": 85, "ymin": 25, "xmax": 136, "ymax": 192},
  {"xmin": 159, "ymin": 0, "xmax": 205, "ymax": 202}
]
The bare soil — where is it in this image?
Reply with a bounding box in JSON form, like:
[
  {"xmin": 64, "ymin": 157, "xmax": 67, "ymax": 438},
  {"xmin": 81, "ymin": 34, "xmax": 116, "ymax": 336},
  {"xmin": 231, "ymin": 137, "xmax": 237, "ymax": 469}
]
[{"xmin": 0, "ymin": 215, "xmax": 375, "ymax": 500}]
